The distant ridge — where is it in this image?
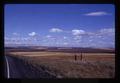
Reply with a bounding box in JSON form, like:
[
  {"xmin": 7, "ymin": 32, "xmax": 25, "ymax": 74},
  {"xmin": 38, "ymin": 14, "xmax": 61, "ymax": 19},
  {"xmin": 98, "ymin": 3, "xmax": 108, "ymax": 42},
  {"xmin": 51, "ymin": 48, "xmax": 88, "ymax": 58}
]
[{"xmin": 5, "ymin": 46, "xmax": 115, "ymax": 53}]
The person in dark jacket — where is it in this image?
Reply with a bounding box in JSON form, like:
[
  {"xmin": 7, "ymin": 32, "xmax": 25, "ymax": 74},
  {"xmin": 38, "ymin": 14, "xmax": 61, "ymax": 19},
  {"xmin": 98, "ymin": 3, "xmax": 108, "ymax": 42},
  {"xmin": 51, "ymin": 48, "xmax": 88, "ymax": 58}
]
[
  {"xmin": 75, "ymin": 54, "xmax": 77, "ymax": 61},
  {"xmin": 80, "ymin": 52, "xmax": 82, "ymax": 61}
]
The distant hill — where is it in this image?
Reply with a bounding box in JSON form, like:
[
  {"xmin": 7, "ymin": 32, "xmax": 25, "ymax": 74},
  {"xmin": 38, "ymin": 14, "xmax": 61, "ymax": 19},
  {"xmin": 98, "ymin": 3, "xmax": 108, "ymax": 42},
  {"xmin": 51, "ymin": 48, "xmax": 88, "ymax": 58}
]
[{"xmin": 5, "ymin": 46, "xmax": 115, "ymax": 53}]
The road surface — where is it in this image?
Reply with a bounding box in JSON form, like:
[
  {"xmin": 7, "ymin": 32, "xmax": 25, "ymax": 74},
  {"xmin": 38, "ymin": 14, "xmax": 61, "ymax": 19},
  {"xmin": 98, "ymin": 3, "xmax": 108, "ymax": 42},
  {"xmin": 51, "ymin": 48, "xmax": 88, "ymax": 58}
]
[{"xmin": 4, "ymin": 55, "xmax": 56, "ymax": 79}]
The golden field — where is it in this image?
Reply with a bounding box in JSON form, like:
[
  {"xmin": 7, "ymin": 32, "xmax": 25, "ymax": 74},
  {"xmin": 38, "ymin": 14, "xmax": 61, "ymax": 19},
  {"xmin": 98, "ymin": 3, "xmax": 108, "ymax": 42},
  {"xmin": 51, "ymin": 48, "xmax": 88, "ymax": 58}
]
[{"xmin": 6, "ymin": 51, "xmax": 115, "ymax": 78}]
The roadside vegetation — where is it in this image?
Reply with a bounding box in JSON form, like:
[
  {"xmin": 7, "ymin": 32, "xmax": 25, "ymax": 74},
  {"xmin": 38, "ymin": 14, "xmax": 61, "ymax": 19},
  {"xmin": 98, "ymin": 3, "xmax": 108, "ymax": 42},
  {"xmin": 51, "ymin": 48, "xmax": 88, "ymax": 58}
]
[{"xmin": 6, "ymin": 51, "xmax": 115, "ymax": 78}]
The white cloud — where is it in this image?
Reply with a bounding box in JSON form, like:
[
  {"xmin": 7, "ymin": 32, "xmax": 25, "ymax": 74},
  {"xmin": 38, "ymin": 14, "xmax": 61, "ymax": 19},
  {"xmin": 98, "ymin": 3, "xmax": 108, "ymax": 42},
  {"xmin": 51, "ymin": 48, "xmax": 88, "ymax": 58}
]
[
  {"xmin": 63, "ymin": 36, "xmax": 67, "ymax": 39},
  {"xmin": 49, "ymin": 28, "xmax": 63, "ymax": 33},
  {"xmin": 84, "ymin": 28, "xmax": 114, "ymax": 39},
  {"xmin": 56, "ymin": 42, "xmax": 60, "ymax": 45},
  {"xmin": 98, "ymin": 35, "xmax": 102, "ymax": 38},
  {"xmin": 63, "ymin": 42, "xmax": 68, "ymax": 45},
  {"xmin": 84, "ymin": 11, "xmax": 108, "ymax": 16},
  {"xmin": 5, "ymin": 37, "xmax": 10, "ymax": 40},
  {"xmin": 86, "ymin": 32, "xmax": 95, "ymax": 35},
  {"xmin": 89, "ymin": 39, "xmax": 93, "ymax": 42},
  {"xmin": 28, "ymin": 32, "xmax": 37, "ymax": 36},
  {"xmin": 45, "ymin": 35, "xmax": 56, "ymax": 40},
  {"xmin": 74, "ymin": 36, "xmax": 82, "ymax": 40},
  {"xmin": 99, "ymin": 28, "xmax": 114, "ymax": 34},
  {"xmin": 72, "ymin": 29, "xmax": 85, "ymax": 36},
  {"xmin": 95, "ymin": 28, "xmax": 114, "ymax": 37},
  {"xmin": 46, "ymin": 35, "xmax": 52, "ymax": 38},
  {"xmin": 23, "ymin": 38, "xmax": 29, "ymax": 41},
  {"xmin": 5, "ymin": 27, "xmax": 114, "ymax": 48},
  {"xmin": 89, "ymin": 35, "xmax": 94, "ymax": 38},
  {"xmin": 13, "ymin": 32, "xmax": 19, "ymax": 36}
]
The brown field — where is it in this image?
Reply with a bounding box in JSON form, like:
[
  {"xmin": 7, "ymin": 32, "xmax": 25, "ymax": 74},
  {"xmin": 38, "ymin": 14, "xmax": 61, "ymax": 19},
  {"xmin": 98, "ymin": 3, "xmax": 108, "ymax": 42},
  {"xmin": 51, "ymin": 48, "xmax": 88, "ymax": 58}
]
[{"xmin": 6, "ymin": 51, "xmax": 115, "ymax": 78}]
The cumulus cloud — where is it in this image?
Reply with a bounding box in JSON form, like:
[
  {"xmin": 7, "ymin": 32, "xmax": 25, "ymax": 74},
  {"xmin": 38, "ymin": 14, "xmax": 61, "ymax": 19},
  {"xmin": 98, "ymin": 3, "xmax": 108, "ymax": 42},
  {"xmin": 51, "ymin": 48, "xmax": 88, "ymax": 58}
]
[
  {"xmin": 21, "ymin": 37, "xmax": 30, "ymax": 41},
  {"xmin": 45, "ymin": 35, "xmax": 56, "ymax": 40},
  {"xmin": 99, "ymin": 28, "xmax": 114, "ymax": 35},
  {"xmin": 46, "ymin": 35, "xmax": 52, "ymax": 38},
  {"xmin": 89, "ymin": 39, "xmax": 93, "ymax": 42},
  {"xmin": 84, "ymin": 11, "xmax": 108, "ymax": 16},
  {"xmin": 82, "ymin": 28, "xmax": 114, "ymax": 38},
  {"xmin": 63, "ymin": 42, "xmax": 68, "ymax": 45},
  {"xmin": 28, "ymin": 32, "xmax": 37, "ymax": 36},
  {"xmin": 89, "ymin": 28, "xmax": 114, "ymax": 38},
  {"xmin": 49, "ymin": 28, "xmax": 63, "ymax": 33},
  {"xmin": 12, "ymin": 32, "xmax": 19, "ymax": 36},
  {"xmin": 72, "ymin": 29, "xmax": 85, "ymax": 36},
  {"xmin": 63, "ymin": 36, "xmax": 67, "ymax": 39},
  {"xmin": 6, "ymin": 33, "xmax": 33, "ymax": 45},
  {"xmin": 74, "ymin": 36, "xmax": 82, "ymax": 40},
  {"xmin": 5, "ymin": 27, "xmax": 114, "ymax": 48}
]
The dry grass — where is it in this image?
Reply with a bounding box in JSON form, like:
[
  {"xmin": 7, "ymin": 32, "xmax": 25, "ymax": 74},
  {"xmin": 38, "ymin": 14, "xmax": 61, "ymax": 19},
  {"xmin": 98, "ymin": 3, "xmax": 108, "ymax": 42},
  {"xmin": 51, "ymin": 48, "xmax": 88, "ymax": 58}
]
[{"xmin": 7, "ymin": 51, "xmax": 115, "ymax": 78}]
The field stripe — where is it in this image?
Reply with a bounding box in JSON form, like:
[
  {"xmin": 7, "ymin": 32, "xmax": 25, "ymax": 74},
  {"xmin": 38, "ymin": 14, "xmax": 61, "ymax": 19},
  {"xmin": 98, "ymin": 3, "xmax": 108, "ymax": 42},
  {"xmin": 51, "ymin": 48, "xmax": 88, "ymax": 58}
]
[{"xmin": 5, "ymin": 56, "xmax": 10, "ymax": 78}]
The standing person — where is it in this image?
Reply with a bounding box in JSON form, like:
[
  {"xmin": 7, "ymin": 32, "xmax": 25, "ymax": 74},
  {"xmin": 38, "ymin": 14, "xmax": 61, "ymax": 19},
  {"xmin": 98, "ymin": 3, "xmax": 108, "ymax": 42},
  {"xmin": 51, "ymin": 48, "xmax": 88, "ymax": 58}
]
[
  {"xmin": 81, "ymin": 52, "xmax": 82, "ymax": 61},
  {"xmin": 75, "ymin": 54, "xmax": 77, "ymax": 61}
]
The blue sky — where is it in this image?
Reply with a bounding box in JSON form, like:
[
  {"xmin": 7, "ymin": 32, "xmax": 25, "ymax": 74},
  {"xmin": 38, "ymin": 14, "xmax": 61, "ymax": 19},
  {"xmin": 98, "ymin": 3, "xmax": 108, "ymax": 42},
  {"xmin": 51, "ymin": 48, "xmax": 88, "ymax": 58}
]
[{"xmin": 4, "ymin": 4, "xmax": 115, "ymax": 48}]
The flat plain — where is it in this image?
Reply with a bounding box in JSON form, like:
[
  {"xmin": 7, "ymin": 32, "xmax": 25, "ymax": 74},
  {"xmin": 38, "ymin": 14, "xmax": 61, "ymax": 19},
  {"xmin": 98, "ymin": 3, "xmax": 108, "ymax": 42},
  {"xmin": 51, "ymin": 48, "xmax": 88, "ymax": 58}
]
[{"xmin": 6, "ymin": 47, "xmax": 115, "ymax": 78}]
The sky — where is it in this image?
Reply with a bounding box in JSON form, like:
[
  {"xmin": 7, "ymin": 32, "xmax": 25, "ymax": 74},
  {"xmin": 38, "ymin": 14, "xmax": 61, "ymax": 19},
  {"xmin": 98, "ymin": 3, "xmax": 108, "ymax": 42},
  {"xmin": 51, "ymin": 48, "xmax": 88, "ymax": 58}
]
[{"xmin": 4, "ymin": 4, "xmax": 115, "ymax": 48}]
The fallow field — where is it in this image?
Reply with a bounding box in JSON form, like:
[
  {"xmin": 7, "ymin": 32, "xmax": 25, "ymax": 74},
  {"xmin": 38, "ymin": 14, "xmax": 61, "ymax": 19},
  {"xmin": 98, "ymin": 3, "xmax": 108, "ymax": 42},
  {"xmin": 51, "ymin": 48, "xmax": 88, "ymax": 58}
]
[{"xmin": 6, "ymin": 49, "xmax": 115, "ymax": 78}]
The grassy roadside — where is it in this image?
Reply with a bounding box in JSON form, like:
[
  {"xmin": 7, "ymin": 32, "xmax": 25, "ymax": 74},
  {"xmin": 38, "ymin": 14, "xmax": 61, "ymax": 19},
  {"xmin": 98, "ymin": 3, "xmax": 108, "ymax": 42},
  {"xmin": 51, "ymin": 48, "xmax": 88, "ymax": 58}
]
[{"xmin": 7, "ymin": 52, "xmax": 115, "ymax": 78}]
